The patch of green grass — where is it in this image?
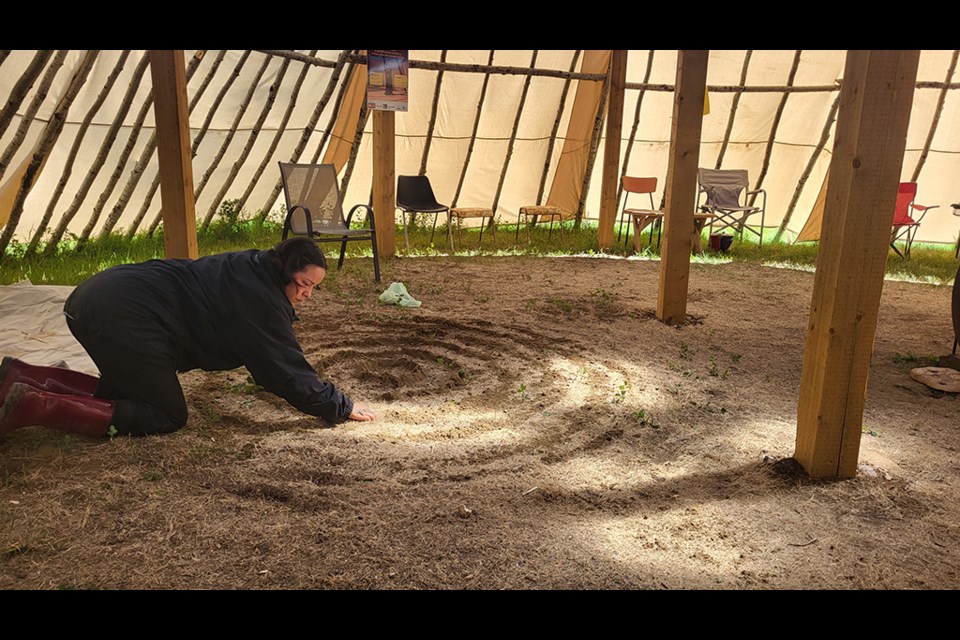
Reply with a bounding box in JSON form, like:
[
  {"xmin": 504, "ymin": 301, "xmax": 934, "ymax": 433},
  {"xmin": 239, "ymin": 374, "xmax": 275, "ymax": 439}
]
[
  {"xmin": 892, "ymin": 351, "xmax": 938, "ymax": 366},
  {"xmin": 4, "ymin": 218, "xmax": 958, "ymax": 288}
]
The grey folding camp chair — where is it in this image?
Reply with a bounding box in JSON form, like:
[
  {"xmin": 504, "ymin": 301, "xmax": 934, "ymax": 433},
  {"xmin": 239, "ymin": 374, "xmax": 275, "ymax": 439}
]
[
  {"xmin": 278, "ymin": 162, "xmax": 380, "ymax": 282},
  {"xmin": 697, "ymin": 168, "xmax": 767, "ymax": 247}
]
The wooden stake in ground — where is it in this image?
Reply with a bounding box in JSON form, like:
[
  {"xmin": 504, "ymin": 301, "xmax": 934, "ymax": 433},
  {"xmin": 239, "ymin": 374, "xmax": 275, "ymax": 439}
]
[
  {"xmin": 657, "ymin": 50, "xmax": 708, "ymax": 326},
  {"xmin": 373, "ymin": 109, "xmax": 395, "ymax": 258},
  {"xmin": 795, "ymin": 50, "xmax": 920, "ymax": 479},
  {"xmin": 149, "ymin": 50, "xmax": 198, "ymax": 260}
]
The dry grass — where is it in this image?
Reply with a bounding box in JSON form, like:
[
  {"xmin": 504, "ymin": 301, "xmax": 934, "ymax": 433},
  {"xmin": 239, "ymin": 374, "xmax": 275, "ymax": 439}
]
[{"xmin": 2, "ymin": 255, "xmax": 959, "ymax": 589}]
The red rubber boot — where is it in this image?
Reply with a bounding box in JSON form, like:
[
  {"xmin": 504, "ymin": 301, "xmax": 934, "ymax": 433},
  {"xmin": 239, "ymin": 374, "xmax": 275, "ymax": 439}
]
[
  {"xmin": 0, "ymin": 382, "xmax": 114, "ymax": 439},
  {"xmin": 0, "ymin": 356, "xmax": 99, "ymax": 403}
]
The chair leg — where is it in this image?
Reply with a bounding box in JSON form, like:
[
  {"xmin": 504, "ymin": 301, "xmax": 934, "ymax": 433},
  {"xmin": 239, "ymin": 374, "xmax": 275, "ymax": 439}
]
[
  {"xmin": 477, "ymin": 219, "xmax": 484, "ymax": 248},
  {"xmin": 429, "ymin": 212, "xmax": 438, "ymax": 246},
  {"xmin": 370, "ymin": 230, "xmax": 381, "ymax": 283},
  {"xmin": 338, "ymin": 236, "xmax": 348, "ymax": 270},
  {"xmin": 491, "ymin": 218, "xmax": 497, "ymax": 248},
  {"xmin": 402, "ymin": 211, "xmax": 410, "ymax": 251},
  {"xmin": 457, "ymin": 216, "xmax": 464, "ymax": 250},
  {"xmin": 448, "ymin": 213, "xmax": 455, "ymax": 253}
]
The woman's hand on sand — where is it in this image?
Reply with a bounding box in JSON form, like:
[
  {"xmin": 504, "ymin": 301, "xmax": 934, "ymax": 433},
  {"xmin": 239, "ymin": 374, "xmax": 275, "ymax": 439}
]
[{"xmin": 348, "ymin": 405, "xmax": 377, "ymax": 422}]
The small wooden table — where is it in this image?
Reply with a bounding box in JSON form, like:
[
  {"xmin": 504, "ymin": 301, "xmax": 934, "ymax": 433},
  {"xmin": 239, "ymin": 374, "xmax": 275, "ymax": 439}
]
[
  {"xmin": 450, "ymin": 207, "xmax": 496, "ymax": 249},
  {"xmin": 633, "ymin": 212, "xmax": 715, "ymax": 253},
  {"xmin": 629, "ymin": 211, "xmax": 664, "ymax": 252}
]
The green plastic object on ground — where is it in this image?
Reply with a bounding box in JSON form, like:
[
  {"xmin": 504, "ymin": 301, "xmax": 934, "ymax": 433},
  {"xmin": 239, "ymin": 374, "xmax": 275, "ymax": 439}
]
[{"xmin": 378, "ymin": 282, "xmax": 422, "ymax": 308}]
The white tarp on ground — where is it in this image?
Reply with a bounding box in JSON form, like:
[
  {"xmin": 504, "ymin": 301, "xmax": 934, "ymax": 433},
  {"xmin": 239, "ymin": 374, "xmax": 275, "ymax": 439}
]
[
  {"xmin": 0, "ymin": 281, "xmax": 96, "ymax": 374},
  {"xmin": 2, "ymin": 50, "xmax": 959, "ymax": 248}
]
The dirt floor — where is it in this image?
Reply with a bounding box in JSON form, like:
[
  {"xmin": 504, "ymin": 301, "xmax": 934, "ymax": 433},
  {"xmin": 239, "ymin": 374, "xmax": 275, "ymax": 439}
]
[{"xmin": 1, "ymin": 254, "xmax": 959, "ymax": 590}]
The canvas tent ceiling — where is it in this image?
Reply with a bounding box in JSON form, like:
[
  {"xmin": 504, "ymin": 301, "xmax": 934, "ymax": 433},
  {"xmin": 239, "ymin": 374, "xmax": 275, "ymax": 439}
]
[{"xmin": 2, "ymin": 49, "xmax": 959, "ymax": 251}]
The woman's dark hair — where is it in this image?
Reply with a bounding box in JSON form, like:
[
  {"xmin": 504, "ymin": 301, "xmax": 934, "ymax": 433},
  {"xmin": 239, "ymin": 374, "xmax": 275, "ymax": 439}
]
[{"xmin": 268, "ymin": 237, "xmax": 327, "ymax": 286}]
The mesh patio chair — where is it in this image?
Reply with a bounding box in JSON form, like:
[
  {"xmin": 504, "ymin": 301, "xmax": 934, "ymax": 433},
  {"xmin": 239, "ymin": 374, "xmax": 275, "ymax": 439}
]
[
  {"xmin": 278, "ymin": 162, "xmax": 380, "ymax": 282},
  {"xmin": 697, "ymin": 168, "xmax": 767, "ymax": 246}
]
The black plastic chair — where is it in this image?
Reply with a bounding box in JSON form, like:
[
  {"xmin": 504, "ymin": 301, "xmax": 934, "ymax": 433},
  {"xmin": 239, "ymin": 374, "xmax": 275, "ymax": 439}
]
[
  {"xmin": 397, "ymin": 175, "xmax": 451, "ymax": 251},
  {"xmin": 278, "ymin": 162, "xmax": 380, "ymax": 282}
]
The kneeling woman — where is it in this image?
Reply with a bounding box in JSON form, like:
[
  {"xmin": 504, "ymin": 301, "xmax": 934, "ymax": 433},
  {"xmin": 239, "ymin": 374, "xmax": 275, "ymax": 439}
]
[{"xmin": 0, "ymin": 237, "xmax": 375, "ymax": 439}]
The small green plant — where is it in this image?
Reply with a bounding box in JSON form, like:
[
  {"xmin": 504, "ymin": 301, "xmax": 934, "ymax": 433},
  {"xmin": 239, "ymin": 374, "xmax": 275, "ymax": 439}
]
[
  {"xmin": 226, "ymin": 376, "xmax": 263, "ymax": 395},
  {"xmin": 708, "ymin": 356, "xmax": 728, "ymax": 379},
  {"xmin": 216, "ymin": 199, "xmax": 243, "ymax": 228},
  {"xmin": 892, "ymin": 351, "xmax": 938, "ymax": 366},
  {"xmin": 691, "ymin": 400, "xmax": 727, "ymax": 414},
  {"xmin": 612, "ymin": 380, "xmax": 631, "ymax": 403},
  {"xmin": 107, "ymin": 425, "xmax": 118, "ymax": 439},
  {"xmin": 517, "ymin": 383, "xmax": 529, "ymax": 400},
  {"xmin": 549, "ymin": 298, "xmax": 573, "ymax": 313},
  {"xmin": 679, "ymin": 341, "xmax": 692, "ymax": 360},
  {"xmin": 731, "ymin": 353, "xmax": 743, "ymax": 363},
  {"xmin": 591, "ymin": 288, "xmax": 614, "ymax": 316},
  {"xmin": 631, "ymin": 409, "xmax": 660, "ymax": 429}
]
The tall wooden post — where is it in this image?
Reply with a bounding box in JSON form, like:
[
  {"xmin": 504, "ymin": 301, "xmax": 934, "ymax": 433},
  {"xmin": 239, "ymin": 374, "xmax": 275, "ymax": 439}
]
[
  {"xmin": 373, "ymin": 110, "xmax": 396, "ymax": 258},
  {"xmin": 149, "ymin": 50, "xmax": 198, "ymax": 259},
  {"xmin": 657, "ymin": 50, "xmax": 708, "ymax": 325},
  {"xmin": 598, "ymin": 50, "xmax": 627, "ymax": 251},
  {"xmin": 795, "ymin": 50, "xmax": 920, "ymax": 478}
]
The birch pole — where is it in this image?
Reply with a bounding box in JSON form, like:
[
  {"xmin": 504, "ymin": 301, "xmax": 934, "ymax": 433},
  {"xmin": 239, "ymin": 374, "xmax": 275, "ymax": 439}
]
[
  {"xmin": 0, "ymin": 50, "xmax": 68, "ymax": 183},
  {"xmin": 27, "ymin": 50, "xmax": 125, "ymax": 256},
  {"xmin": 200, "ymin": 55, "xmax": 291, "ymax": 231},
  {"xmin": 43, "ymin": 53, "xmax": 151, "ymax": 255},
  {"xmin": 0, "ymin": 52, "xmax": 97, "ymax": 255},
  {"xmin": 0, "ymin": 50, "xmax": 53, "ymax": 145}
]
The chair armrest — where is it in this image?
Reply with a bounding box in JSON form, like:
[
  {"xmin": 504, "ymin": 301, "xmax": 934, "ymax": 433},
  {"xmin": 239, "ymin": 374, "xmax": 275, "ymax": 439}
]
[
  {"xmin": 696, "ymin": 187, "xmax": 711, "ymax": 212},
  {"xmin": 909, "ymin": 203, "xmax": 939, "ymax": 225},
  {"xmin": 745, "ymin": 188, "xmax": 767, "ymax": 211},
  {"xmin": 283, "ymin": 205, "xmax": 314, "ymax": 238},
  {"xmin": 346, "ymin": 204, "xmax": 376, "ymax": 231}
]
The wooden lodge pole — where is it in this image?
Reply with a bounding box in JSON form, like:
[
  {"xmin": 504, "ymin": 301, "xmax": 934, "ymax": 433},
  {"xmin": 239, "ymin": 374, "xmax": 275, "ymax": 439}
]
[
  {"xmin": 656, "ymin": 50, "xmax": 708, "ymax": 325},
  {"xmin": 149, "ymin": 50, "xmax": 197, "ymax": 259},
  {"xmin": 373, "ymin": 109, "xmax": 396, "ymax": 258},
  {"xmin": 795, "ymin": 50, "xmax": 920, "ymax": 478}
]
